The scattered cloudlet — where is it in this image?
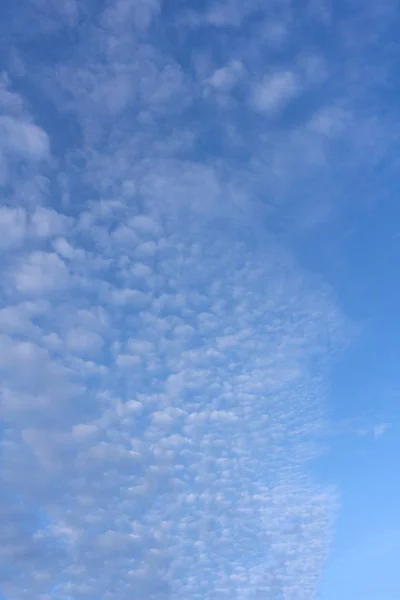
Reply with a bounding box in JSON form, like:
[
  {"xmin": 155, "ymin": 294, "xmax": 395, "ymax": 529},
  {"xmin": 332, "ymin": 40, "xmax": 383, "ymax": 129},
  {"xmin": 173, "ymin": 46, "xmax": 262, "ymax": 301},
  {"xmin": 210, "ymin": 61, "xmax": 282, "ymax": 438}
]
[
  {"xmin": 372, "ymin": 424, "xmax": 389, "ymax": 440},
  {"xmin": 250, "ymin": 70, "xmax": 300, "ymax": 115},
  {"xmin": 206, "ymin": 60, "xmax": 245, "ymax": 92}
]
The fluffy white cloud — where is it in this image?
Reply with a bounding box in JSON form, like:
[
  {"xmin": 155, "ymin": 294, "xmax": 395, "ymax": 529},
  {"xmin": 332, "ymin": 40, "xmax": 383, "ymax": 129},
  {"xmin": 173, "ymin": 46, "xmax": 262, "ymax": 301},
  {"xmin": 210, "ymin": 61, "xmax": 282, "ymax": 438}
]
[
  {"xmin": 0, "ymin": 116, "xmax": 49, "ymax": 159},
  {"xmin": 0, "ymin": 207, "xmax": 27, "ymax": 249},
  {"xmin": 14, "ymin": 251, "xmax": 69, "ymax": 295},
  {"xmin": 0, "ymin": 77, "xmax": 50, "ymax": 189},
  {"xmin": 207, "ymin": 60, "xmax": 245, "ymax": 92}
]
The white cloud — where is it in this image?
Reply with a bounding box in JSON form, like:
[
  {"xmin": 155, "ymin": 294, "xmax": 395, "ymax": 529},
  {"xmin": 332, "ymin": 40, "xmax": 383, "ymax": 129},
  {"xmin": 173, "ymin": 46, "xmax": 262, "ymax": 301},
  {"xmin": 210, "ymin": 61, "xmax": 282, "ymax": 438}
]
[
  {"xmin": 89, "ymin": 73, "xmax": 133, "ymax": 117},
  {"xmin": 66, "ymin": 328, "xmax": 104, "ymax": 355},
  {"xmin": 0, "ymin": 116, "xmax": 49, "ymax": 159},
  {"xmin": 0, "ymin": 75, "xmax": 25, "ymax": 114},
  {"xmin": 205, "ymin": 0, "xmax": 251, "ymax": 27},
  {"xmin": 30, "ymin": 207, "xmax": 70, "ymax": 239},
  {"xmin": 53, "ymin": 236, "xmax": 85, "ymax": 260},
  {"xmin": 100, "ymin": 0, "xmax": 160, "ymax": 32},
  {"xmin": 0, "ymin": 76, "xmax": 50, "ymax": 192},
  {"xmin": 0, "ymin": 207, "xmax": 27, "ymax": 249},
  {"xmin": 14, "ymin": 251, "xmax": 69, "ymax": 295},
  {"xmin": 306, "ymin": 104, "xmax": 350, "ymax": 140},
  {"xmin": 250, "ymin": 71, "xmax": 300, "ymax": 115},
  {"xmin": 207, "ymin": 60, "xmax": 245, "ymax": 92},
  {"xmin": 116, "ymin": 353, "xmax": 141, "ymax": 367}
]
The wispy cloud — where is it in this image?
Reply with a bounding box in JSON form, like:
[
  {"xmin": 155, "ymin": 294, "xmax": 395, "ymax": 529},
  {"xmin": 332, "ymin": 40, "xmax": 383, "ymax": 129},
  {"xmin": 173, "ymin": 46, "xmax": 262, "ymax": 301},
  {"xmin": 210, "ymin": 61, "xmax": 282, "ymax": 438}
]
[
  {"xmin": 372, "ymin": 424, "xmax": 389, "ymax": 440},
  {"xmin": 250, "ymin": 70, "xmax": 301, "ymax": 115}
]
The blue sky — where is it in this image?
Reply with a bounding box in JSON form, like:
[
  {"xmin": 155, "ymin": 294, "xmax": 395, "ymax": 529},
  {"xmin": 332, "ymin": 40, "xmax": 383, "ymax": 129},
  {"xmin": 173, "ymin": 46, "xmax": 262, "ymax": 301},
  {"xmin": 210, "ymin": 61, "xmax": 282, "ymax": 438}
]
[{"xmin": 0, "ymin": 0, "xmax": 399, "ymax": 598}]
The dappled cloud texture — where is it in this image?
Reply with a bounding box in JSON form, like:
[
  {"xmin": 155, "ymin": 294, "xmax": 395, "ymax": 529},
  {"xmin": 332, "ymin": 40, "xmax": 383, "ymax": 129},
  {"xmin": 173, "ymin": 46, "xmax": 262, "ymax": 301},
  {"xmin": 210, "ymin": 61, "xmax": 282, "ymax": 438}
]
[{"xmin": 0, "ymin": 0, "xmax": 386, "ymax": 598}]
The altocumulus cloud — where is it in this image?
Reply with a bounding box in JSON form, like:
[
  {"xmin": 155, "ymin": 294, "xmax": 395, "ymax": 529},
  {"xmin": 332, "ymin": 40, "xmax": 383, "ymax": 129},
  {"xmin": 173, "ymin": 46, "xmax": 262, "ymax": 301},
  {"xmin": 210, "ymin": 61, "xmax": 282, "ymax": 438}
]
[{"xmin": 2, "ymin": 0, "xmax": 392, "ymax": 598}]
